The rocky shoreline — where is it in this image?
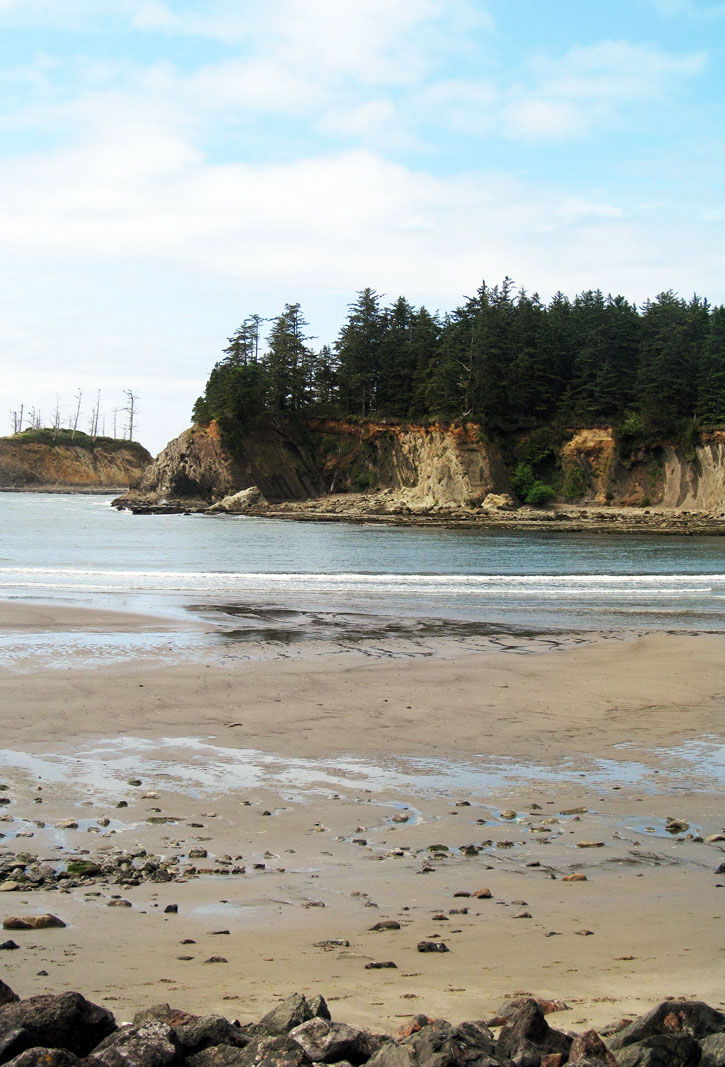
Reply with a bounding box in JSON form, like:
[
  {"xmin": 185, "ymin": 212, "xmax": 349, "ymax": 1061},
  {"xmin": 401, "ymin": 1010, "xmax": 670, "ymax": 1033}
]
[
  {"xmin": 114, "ymin": 489, "xmax": 725, "ymax": 536},
  {"xmin": 0, "ymin": 983, "xmax": 724, "ymax": 1067}
]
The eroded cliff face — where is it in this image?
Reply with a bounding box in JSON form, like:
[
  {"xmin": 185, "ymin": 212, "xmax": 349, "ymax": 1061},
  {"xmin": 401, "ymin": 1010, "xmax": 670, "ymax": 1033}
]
[
  {"xmin": 560, "ymin": 428, "xmax": 725, "ymax": 511},
  {"xmin": 126, "ymin": 420, "xmax": 325, "ymax": 506},
  {"xmin": 310, "ymin": 419, "xmax": 509, "ymax": 506},
  {"xmin": 0, "ymin": 438, "xmax": 151, "ymax": 489},
  {"xmin": 116, "ymin": 418, "xmax": 725, "ymax": 515}
]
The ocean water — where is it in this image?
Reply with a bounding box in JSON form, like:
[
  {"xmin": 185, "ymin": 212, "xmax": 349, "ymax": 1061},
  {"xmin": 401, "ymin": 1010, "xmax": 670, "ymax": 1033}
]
[{"xmin": 0, "ymin": 493, "xmax": 724, "ymax": 642}]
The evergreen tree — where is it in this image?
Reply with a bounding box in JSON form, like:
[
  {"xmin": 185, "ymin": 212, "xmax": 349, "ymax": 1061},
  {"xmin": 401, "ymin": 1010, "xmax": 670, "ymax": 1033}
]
[
  {"xmin": 336, "ymin": 288, "xmax": 385, "ymax": 415},
  {"xmin": 698, "ymin": 305, "xmax": 725, "ymax": 423}
]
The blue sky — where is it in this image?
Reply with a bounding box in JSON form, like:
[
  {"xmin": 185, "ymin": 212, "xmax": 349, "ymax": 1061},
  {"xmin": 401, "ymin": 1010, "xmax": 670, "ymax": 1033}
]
[{"xmin": 1, "ymin": 0, "xmax": 724, "ymax": 452}]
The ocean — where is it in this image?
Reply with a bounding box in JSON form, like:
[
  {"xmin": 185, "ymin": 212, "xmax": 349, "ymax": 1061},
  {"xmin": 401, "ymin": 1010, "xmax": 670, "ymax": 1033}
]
[{"xmin": 1, "ymin": 492, "xmax": 724, "ymax": 667}]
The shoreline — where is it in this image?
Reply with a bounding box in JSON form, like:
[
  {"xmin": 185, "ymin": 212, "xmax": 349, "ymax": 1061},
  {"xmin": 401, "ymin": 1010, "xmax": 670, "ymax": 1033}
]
[
  {"xmin": 115, "ymin": 493, "xmax": 725, "ymax": 535},
  {"xmin": 0, "ymin": 601, "xmax": 722, "ymax": 1029}
]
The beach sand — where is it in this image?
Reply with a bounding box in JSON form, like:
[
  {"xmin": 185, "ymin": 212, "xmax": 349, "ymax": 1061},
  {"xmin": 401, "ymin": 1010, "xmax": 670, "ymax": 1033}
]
[{"xmin": 0, "ymin": 602, "xmax": 722, "ymax": 1031}]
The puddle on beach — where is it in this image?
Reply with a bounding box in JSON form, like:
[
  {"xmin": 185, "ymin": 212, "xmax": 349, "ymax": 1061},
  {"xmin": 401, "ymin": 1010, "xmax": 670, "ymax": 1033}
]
[{"xmin": 0, "ymin": 735, "xmax": 721, "ymax": 805}]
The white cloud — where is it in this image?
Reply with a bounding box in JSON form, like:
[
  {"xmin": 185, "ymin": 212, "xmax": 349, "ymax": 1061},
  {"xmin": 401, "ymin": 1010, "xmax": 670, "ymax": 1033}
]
[{"xmin": 503, "ymin": 40, "xmax": 705, "ymax": 139}]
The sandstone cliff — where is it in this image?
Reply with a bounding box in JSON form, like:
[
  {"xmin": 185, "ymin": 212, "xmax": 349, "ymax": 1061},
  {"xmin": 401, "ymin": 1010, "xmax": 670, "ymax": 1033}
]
[
  {"xmin": 114, "ymin": 418, "xmax": 725, "ymax": 517},
  {"xmin": 561, "ymin": 428, "xmax": 725, "ymax": 511},
  {"xmin": 0, "ymin": 433, "xmax": 152, "ymax": 490}
]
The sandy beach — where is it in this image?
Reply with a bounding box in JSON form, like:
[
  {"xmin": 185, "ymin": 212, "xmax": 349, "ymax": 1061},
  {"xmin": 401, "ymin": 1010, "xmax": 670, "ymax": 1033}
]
[{"xmin": 0, "ymin": 601, "xmax": 722, "ymax": 1032}]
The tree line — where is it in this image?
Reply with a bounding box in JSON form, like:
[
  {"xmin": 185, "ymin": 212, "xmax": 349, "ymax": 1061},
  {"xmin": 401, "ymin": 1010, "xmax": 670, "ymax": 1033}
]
[{"xmin": 192, "ymin": 280, "xmax": 725, "ymax": 447}]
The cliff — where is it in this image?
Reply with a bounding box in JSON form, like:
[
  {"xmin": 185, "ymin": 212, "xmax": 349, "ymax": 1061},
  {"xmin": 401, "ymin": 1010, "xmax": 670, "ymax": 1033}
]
[
  {"xmin": 113, "ymin": 418, "xmax": 725, "ymax": 522},
  {"xmin": 0, "ymin": 432, "xmax": 152, "ymax": 490},
  {"xmin": 560, "ymin": 428, "xmax": 725, "ymax": 510}
]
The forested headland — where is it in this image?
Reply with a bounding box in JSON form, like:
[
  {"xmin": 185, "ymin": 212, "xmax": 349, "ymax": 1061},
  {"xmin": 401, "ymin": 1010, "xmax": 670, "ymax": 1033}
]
[{"xmin": 193, "ymin": 280, "xmax": 725, "ymax": 460}]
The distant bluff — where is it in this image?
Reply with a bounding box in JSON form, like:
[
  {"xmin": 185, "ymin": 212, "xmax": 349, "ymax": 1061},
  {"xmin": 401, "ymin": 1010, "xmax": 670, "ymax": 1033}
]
[{"xmin": 0, "ymin": 429, "xmax": 152, "ymax": 491}]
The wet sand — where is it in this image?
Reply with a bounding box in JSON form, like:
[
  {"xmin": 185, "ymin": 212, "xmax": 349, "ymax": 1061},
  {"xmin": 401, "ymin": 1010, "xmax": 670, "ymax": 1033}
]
[{"xmin": 0, "ymin": 602, "xmax": 723, "ymax": 1030}]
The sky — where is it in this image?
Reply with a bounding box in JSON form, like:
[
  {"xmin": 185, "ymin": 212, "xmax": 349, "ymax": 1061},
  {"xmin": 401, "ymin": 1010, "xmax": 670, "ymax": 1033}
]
[{"xmin": 1, "ymin": 0, "xmax": 724, "ymax": 454}]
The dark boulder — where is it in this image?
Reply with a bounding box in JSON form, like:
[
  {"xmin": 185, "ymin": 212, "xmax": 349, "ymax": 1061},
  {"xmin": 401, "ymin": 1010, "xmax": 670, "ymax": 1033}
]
[
  {"xmin": 613, "ymin": 1034, "xmax": 702, "ymax": 1067},
  {"xmin": 130, "ymin": 1006, "xmax": 249, "ymax": 1058},
  {"xmin": 700, "ymin": 1035, "xmax": 725, "ymax": 1067},
  {"xmin": 89, "ymin": 1021, "xmax": 179, "ymax": 1066},
  {"xmin": 255, "ymin": 996, "xmax": 330, "ymax": 1038},
  {"xmin": 497, "ymin": 999, "xmax": 573, "ymax": 1067},
  {"xmin": 188, "ymin": 1049, "xmax": 249, "ymax": 1067},
  {"xmin": 0, "ymin": 993, "xmax": 116, "ymax": 1061},
  {"xmin": 0, "ymin": 1031, "xmax": 34, "ymax": 1066},
  {"xmin": 568, "ymin": 1031, "xmax": 618, "ymax": 1067},
  {"xmin": 237, "ymin": 1034, "xmax": 312, "ymax": 1067},
  {"xmin": 0, "ymin": 987, "xmax": 18, "ymax": 1010},
  {"xmin": 608, "ymin": 1004, "xmax": 725, "ymax": 1052},
  {"xmin": 4, "ymin": 1049, "xmax": 83, "ymax": 1066},
  {"xmin": 368, "ymin": 1019, "xmax": 498, "ymax": 1067},
  {"xmin": 289, "ymin": 1018, "xmax": 380, "ymax": 1065}
]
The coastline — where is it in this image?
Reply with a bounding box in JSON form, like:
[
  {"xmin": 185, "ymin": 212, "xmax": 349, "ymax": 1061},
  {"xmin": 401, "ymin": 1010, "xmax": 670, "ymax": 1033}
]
[{"xmin": 0, "ymin": 601, "xmax": 722, "ymax": 1030}]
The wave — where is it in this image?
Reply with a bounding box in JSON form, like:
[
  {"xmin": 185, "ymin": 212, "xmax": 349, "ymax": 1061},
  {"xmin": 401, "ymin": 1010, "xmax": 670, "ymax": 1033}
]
[{"xmin": 1, "ymin": 566, "xmax": 723, "ymax": 599}]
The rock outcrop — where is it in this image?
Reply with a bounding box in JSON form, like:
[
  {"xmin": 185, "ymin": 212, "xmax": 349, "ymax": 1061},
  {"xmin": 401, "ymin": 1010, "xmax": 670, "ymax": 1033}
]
[
  {"xmin": 118, "ymin": 421, "xmax": 324, "ymax": 509},
  {"xmin": 0, "ymin": 435, "xmax": 151, "ymax": 490}
]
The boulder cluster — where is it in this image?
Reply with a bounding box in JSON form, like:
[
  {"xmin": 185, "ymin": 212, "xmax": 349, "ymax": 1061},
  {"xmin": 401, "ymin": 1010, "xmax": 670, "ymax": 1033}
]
[{"xmin": 1, "ymin": 985, "xmax": 724, "ymax": 1067}]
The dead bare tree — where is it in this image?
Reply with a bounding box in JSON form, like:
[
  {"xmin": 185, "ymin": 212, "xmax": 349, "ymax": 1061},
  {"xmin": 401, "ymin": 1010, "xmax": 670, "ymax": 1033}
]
[
  {"xmin": 123, "ymin": 389, "xmax": 139, "ymax": 441},
  {"xmin": 89, "ymin": 389, "xmax": 101, "ymax": 439},
  {"xmin": 70, "ymin": 389, "xmax": 82, "ymax": 438}
]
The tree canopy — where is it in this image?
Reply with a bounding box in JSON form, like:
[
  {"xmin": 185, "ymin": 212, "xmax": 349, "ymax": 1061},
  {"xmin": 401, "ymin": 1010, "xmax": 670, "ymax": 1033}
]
[{"xmin": 193, "ymin": 280, "xmax": 725, "ymax": 445}]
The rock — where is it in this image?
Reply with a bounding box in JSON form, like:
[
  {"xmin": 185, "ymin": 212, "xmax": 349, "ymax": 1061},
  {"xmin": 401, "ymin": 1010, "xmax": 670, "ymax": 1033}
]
[
  {"xmin": 255, "ymin": 995, "xmax": 330, "ymax": 1038},
  {"xmin": 4, "ymin": 1049, "xmax": 83, "ymax": 1066},
  {"xmin": 497, "ymin": 998, "xmax": 572, "ymax": 1067},
  {"xmin": 514, "ymin": 911, "xmax": 532, "ymax": 919},
  {"xmin": 55, "ymin": 822, "xmax": 78, "ymax": 831},
  {"xmin": 204, "ymin": 958, "xmax": 228, "ymax": 965},
  {"xmin": 164, "ymin": 905, "xmax": 178, "ymax": 914},
  {"xmin": 174, "ymin": 1015, "xmax": 250, "ymax": 1057},
  {"xmin": 0, "ymin": 991, "xmax": 116, "ymax": 1058},
  {"xmin": 664, "ymin": 819, "xmax": 690, "ymax": 835},
  {"xmin": 236, "ymin": 1034, "xmax": 313, "ymax": 1067},
  {"xmin": 66, "ymin": 862, "xmax": 101, "ymax": 877},
  {"xmin": 416, "ymin": 941, "xmax": 449, "ymax": 953},
  {"xmin": 0, "ymin": 942, "xmax": 19, "ymax": 951},
  {"xmin": 0, "ymin": 885, "xmax": 20, "ymax": 894},
  {"xmin": 369, "ymin": 1019, "xmax": 497, "ymax": 1067},
  {"xmin": 206, "ymin": 487, "xmax": 268, "ymax": 514},
  {"xmin": 614, "ymin": 1033, "xmax": 702, "ymax": 1067},
  {"xmin": 576, "ymin": 842, "xmax": 605, "ymax": 849},
  {"xmin": 3, "ymin": 916, "xmax": 66, "ymax": 931},
  {"xmin": 563, "ymin": 874, "xmax": 588, "ymax": 882},
  {"xmin": 0, "ymin": 984, "xmax": 19, "ymax": 1008},
  {"xmin": 568, "ymin": 1030, "xmax": 619, "ymax": 1067},
  {"xmin": 91, "ymin": 1021, "xmax": 179, "ymax": 1066},
  {"xmin": 500, "ymin": 811, "xmax": 518, "ymax": 820},
  {"xmin": 188, "ymin": 1048, "xmax": 253, "ymax": 1067},
  {"xmin": 364, "ymin": 962, "xmax": 397, "ymax": 970},
  {"xmin": 107, "ymin": 900, "xmax": 132, "ymax": 908},
  {"xmin": 482, "ymin": 493, "xmax": 515, "ymax": 511},
  {"xmin": 369, "ymin": 922, "xmax": 400, "ymax": 932},
  {"xmin": 473, "ymin": 889, "xmax": 492, "ymax": 899},
  {"xmin": 700, "ymin": 1033, "xmax": 725, "ymax": 1067},
  {"xmin": 488, "ymin": 1001, "xmax": 570, "ymax": 1026},
  {"xmin": 289, "ymin": 1017, "xmax": 380, "ymax": 1064},
  {"xmin": 607, "ymin": 1001, "xmax": 725, "ymax": 1050}
]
